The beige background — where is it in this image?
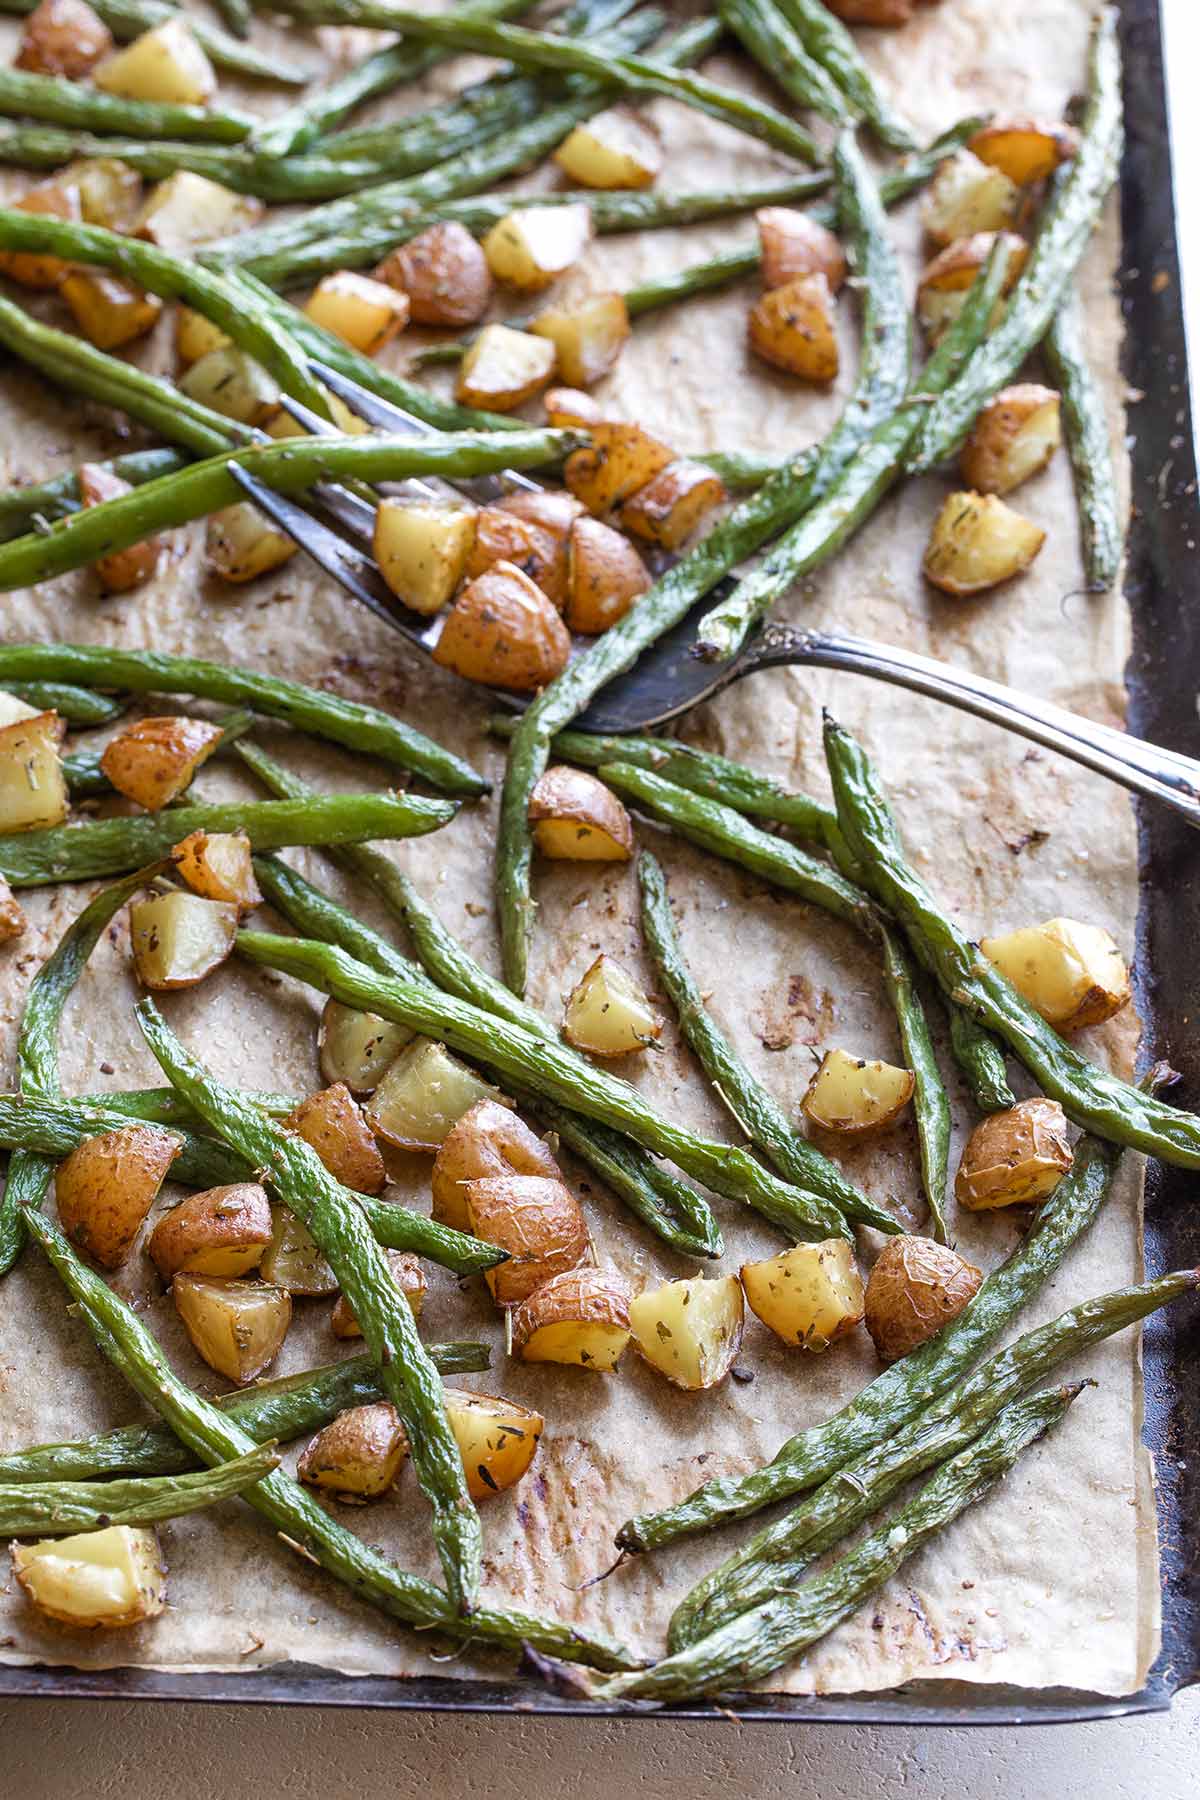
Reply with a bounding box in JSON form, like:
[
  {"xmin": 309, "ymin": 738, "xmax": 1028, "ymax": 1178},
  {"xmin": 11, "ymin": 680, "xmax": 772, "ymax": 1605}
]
[{"xmin": 1, "ymin": 0, "xmax": 1198, "ymax": 1787}]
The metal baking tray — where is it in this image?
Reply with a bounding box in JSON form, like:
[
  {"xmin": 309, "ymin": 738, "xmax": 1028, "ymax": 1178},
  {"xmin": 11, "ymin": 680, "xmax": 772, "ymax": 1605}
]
[{"xmin": 0, "ymin": 0, "xmax": 1194, "ymax": 1725}]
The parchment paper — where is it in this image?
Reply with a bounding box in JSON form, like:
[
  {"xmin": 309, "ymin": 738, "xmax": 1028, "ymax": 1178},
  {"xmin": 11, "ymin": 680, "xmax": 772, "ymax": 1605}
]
[{"xmin": 0, "ymin": 0, "xmax": 1157, "ymax": 1698}]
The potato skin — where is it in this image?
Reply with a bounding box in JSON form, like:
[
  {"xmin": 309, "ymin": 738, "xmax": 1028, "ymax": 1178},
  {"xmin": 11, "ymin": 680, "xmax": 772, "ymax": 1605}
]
[
  {"xmin": 748, "ymin": 274, "xmax": 839, "ymax": 382},
  {"xmin": 864, "ymin": 1237, "xmax": 983, "ymax": 1364},
  {"xmin": 16, "ymin": 0, "xmax": 113, "ymax": 77},
  {"xmin": 959, "ymin": 384, "xmax": 1062, "ymax": 496},
  {"xmin": 0, "ymin": 875, "xmax": 26, "ymax": 943},
  {"xmin": 464, "ymin": 1174, "xmax": 589, "ymax": 1307},
  {"xmin": 922, "ymin": 491, "xmax": 1046, "ymax": 597},
  {"xmin": 331, "ymin": 1250, "xmax": 426, "ymax": 1338},
  {"xmin": 465, "ymin": 505, "xmax": 567, "ymax": 610},
  {"xmin": 298, "ymin": 1401, "xmax": 408, "ymax": 1498},
  {"xmin": 0, "ymin": 182, "xmax": 81, "ymax": 289},
  {"xmin": 100, "ymin": 715, "xmax": 222, "ymax": 810},
  {"xmin": 498, "ymin": 490, "xmax": 586, "ymax": 539},
  {"xmin": 510, "ymin": 1266, "xmax": 631, "ymax": 1370},
  {"xmin": 565, "ymin": 516, "xmax": 650, "ymax": 633},
  {"xmin": 78, "ymin": 463, "xmax": 160, "ymax": 593},
  {"xmin": 825, "ymin": 0, "xmax": 912, "ymax": 20},
  {"xmin": 148, "ymin": 1181, "xmax": 272, "ymax": 1280},
  {"xmin": 955, "ymin": 1098, "xmax": 1073, "ymax": 1211},
  {"xmin": 286, "ymin": 1083, "xmax": 387, "ymax": 1196},
  {"xmin": 757, "ymin": 208, "xmax": 847, "ymax": 293},
  {"xmin": 565, "ymin": 422, "xmax": 675, "ymax": 516},
  {"xmin": 432, "ymin": 562, "xmax": 570, "ymax": 691},
  {"xmin": 544, "ymin": 386, "xmax": 604, "ymax": 429},
  {"xmin": 620, "ymin": 461, "xmax": 726, "ymax": 551},
  {"xmin": 303, "ymin": 270, "xmax": 409, "ymax": 356},
  {"xmin": 56, "ymin": 1125, "xmax": 181, "ymax": 1270},
  {"xmin": 377, "ymin": 222, "xmax": 493, "ymax": 327},
  {"xmin": 432, "ymin": 1098, "xmax": 561, "ymax": 1232},
  {"xmin": 528, "ymin": 765, "xmax": 635, "ymax": 862},
  {"xmin": 171, "ymin": 829, "xmax": 261, "ymax": 911}
]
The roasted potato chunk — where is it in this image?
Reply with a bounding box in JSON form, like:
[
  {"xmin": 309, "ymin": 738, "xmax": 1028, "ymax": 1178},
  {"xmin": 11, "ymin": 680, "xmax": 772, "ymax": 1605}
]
[
  {"xmin": 916, "ymin": 230, "xmax": 1029, "ymax": 345},
  {"xmin": 482, "ymin": 203, "xmax": 592, "ymax": 291},
  {"xmin": 565, "ymin": 421, "xmax": 675, "ymax": 516},
  {"xmin": 528, "ymin": 765, "xmax": 634, "ymax": 862},
  {"xmin": 373, "ymin": 498, "xmax": 477, "ymax": 615},
  {"xmin": 137, "ymin": 171, "xmax": 261, "ymax": 255},
  {"xmin": 432, "ymin": 1097, "xmax": 558, "ymax": 1233},
  {"xmin": 77, "ymin": 463, "xmax": 161, "ymax": 593},
  {"xmin": 129, "ymin": 890, "xmax": 239, "ymax": 990},
  {"xmin": 565, "ymin": 516, "xmax": 650, "ymax": 633},
  {"xmin": 331, "ymin": 1250, "xmax": 426, "ymax": 1337},
  {"xmin": 172, "ymin": 829, "xmax": 260, "ymax": 911},
  {"xmin": 967, "ymin": 117, "xmax": 1079, "ymax": 187},
  {"xmin": 465, "ymin": 504, "xmax": 567, "ymax": 610},
  {"xmin": 180, "ymin": 347, "xmax": 280, "ymax": 428},
  {"xmin": 206, "ymin": 501, "xmax": 298, "ymax": 584},
  {"xmin": 629, "ymin": 1274, "xmax": 745, "ymax": 1391},
  {"xmin": 93, "ymin": 17, "xmax": 216, "ymax": 106},
  {"xmin": 377, "ymin": 221, "xmax": 493, "ymax": 327},
  {"xmin": 563, "ymin": 954, "xmax": 662, "ymax": 1057},
  {"xmin": 173, "ymin": 1273, "xmax": 292, "ymax": 1383},
  {"xmin": 0, "ymin": 182, "xmax": 80, "ymax": 288},
  {"xmin": 286, "ymin": 1083, "xmax": 387, "ymax": 1195},
  {"xmin": 824, "ymin": 0, "xmax": 912, "ymax": 20},
  {"xmin": 16, "ymin": 0, "xmax": 112, "ymax": 78},
  {"xmin": 148, "ymin": 1182, "xmax": 272, "ymax": 1280},
  {"xmin": 464, "ymin": 1173, "xmax": 589, "ymax": 1308},
  {"xmin": 100, "ymin": 714, "xmax": 222, "ymax": 810},
  {"xmin": 56, "ymin": 1124, "xmax": 180, "ymax": 1270},
  {"xmin": 62, "ymin": 155, "xmax": 143, "ymax": 230},
  {"xmin": 740, "ymin": 1241, "xmax": 865, "ymax": 1351},
  {"xmin": 757, "ymin": 207, "xmax": 847, "ymax": 293},
  {"xmin": 923, "ymin": 491, "xmax": 1046, "ymax": 597},
  {"xmin": 959, "ymin": 384, "xmax": 1062, "ymax": 495},
  {"xmin": 432, "ymin": 562, "xmax": 570, "ymax": 691},
  {"xmin": 801, "ymin": 1047, "xmax": 915, "ymax": 1136},
  {"xmin": 319, "ymin": 999, "xmax": 414, "ymax": 1095},
  {"xmin": 511, "ymin": 1266, "xmax": 631, "ymax": 1370},
  {"xmin": 955, "ymin": 1098, "xmax": 1073, "ymax": 1211},
  {"xmin": 554, "ymin": 109, "xmax": 661, "ymax": 189},
  {"xmin": 864, "ymin": 1237, "xmax": 983, "ymax": 1364},
  {"xmin": 748, "ymin": 274, "xmax": 839, "ymax": 382},
  {"xmin": 298, "ymin": 1402, "xmax": 409, "ymax": 1499},
  {"xmin": 0, "ymin": 710, "xmax": 68, "ymax": 834},
  {"xmin": 175, "ymin": 305, "xmax": 231, "ymax": 367},
  {"xmin": 60, "ymin": 269, "xmax": 162, "ymax": 349},
  {"xmin": 922, "ymin": 150, "xmax": 1021, "ymax": 247},
  {"xmin": 304, "ymin": 270, "xmax": 410, "ymax": 355},
  {"xmin": 456, "ymin": 323, "xmax": 556, "ymax": 412},
  {"xmin": 260, "ymin": 1204, "xmax": 337, "ymax": 1296},
  {"xmin": 366, "ymin": 1038, "xmax": 504, "ymax": 1153},
  {"xmin": 531, "ymin": 292, "xmax": 630, "ymax": 389},
  {"xmin": 620, "ymin": 460, "xmax": 726, "ymax": 550},
  {"xmin": 544, "ymin": 386, "xmax": 605, "ymax": 429},
  {"xmin": 0, "ymin": 875, "xmax": 26, "ymax": 943},
  {"xmin": 445, "ymin": 1390, "xmax": 543, "ymax": 1499},
  {"xmin": 980, "ymin": 916, "xmax": 1131, "ymax": 1030},
  {"xmin": 12, "ymin": 1526, "xmax": 165, "ymax": 1630}
]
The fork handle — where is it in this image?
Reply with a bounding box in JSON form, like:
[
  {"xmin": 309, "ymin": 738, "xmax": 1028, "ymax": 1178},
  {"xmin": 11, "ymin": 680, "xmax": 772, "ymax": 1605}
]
[{"xmin": 737, "ymin": 625, "xmax": 1200, "ymax": 829}]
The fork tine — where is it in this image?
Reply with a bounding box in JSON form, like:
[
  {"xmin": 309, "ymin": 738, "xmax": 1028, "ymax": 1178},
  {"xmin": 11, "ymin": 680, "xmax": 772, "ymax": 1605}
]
[{"xmin": 275, "ymin": 394, "xmax": 442, "ymax": 518}]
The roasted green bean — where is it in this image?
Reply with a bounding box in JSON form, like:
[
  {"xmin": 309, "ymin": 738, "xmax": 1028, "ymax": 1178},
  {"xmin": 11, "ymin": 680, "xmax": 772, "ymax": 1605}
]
[
  {"xmin": 1044, "ymin": 290, "xmax": 1123, "ymax": 591},
  {"xmin": 0, "ymin": 449, "xmax": 188, "ymax": 542},
  {"xmin": 0, "ymin": 1443, "xmax": 280, "ymax": 1535},
  {"xmin": 773, "ymin": 0, "xmax": 916, "ymax": 152}
]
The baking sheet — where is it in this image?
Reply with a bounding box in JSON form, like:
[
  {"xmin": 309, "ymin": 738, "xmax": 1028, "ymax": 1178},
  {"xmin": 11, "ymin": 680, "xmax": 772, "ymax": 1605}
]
[{"xmin": 0, "ymin": 0, "xmax": 1157, "ymax": 1699}]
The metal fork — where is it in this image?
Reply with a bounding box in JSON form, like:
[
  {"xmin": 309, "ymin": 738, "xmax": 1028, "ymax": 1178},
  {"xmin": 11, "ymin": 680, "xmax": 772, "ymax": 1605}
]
[{"xmin": 231, "ymin": 359, "xmax": 1200, "ymax": 830}]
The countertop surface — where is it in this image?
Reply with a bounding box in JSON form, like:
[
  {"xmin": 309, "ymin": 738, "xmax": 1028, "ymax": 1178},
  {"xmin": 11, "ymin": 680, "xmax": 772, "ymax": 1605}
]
[{"xmin": 2, "ymin": 1, "xmax": 1198, "ymax": 1793}]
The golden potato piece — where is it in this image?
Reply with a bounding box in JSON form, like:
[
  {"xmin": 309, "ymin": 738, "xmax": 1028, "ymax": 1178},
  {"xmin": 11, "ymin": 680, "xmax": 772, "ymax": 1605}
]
[
  {"xmin": 129, "ymin": 890, "xmax": 239, "ymax": 990},
  {"xmin": 136, "ymin": 171, "xmax": 261, "ymax": 255},
  {"xmin": 56, "ymin": 1124, "xmax": 181, "ymax": 1270},
  {"xmin": 93, "ymin": 17, "xmax": 216, "ymax": 106},
  {"xmin": 959, "ymin": 383, "xmax": 1062, "ymax": 495},
  {"xmin": 318, "ymin": 1000, "xmax": 414, "ymax": 1095},
  {"xmin": 748, "ymin": 274, "xmax": 839, "ymax": 382},
  {"xmin": 967, "ymin": 117, "xmax": 1079, "ymax": 187},
  {"xmin": 563, "ymin": 953, "xmax": 662, "ymax": 1057},
  {"xmin": 531, "ymin": 292, "xmax": 630, "ymax": 389},
  {"xmin": 565, "ymin": 421, "xmax": 675, "ymax": 516},
  {"xmin": 0, "ymin": 875, "xmax": 26, "ymax": 943},
  {"xmin": 464, "ymin": 1173, "xmax": 589, "ymax": 1308},
  {"xmin": 620, "ymin": 460, "xmax": 726, "ymax": 550},
  {"xmin": 148, "ymin": 1182, "xmax": 273, "ymax": 1280},
  {"xmin": 757, "ymin": 207, "xmax": 847, "ymax": 293},
  {"xmin": 16, "ymin": 0, "xmax": 112, "ymax": 78},
  {"xmin": 173, "ymin": 1273, "xmax": 292, "ymax": 1383},
  {"xmin": 628, "ymin": 1274, "xmax": 745, "ymax": 1391},
  {"xmin": 0, "ymin": 710, "xmax": 69, "ymax": 834},
  {"xmin": 801, "ymin": 1047, "xmax": 915, "ymax": 1136},
  {"xmin": 923, "ymin": 491, "xmax": 1046, "ymax": 597},
  {"xmin": 864, "ymin": 1236, "xmax": 983, "ymax": 1364},
  {"xmin": 498, "ymin": 489, "xmax": 586, "ymax": 538},
  {"xmin": 304, "ymin": 270, "xmax": 410, "ymax": 355},
  {"xmin": 260, "ymin": 1203, "xmax": 337, "ymax": 1296},
  {"xmin": 922, "ymin": 150, "xmax": 1020, "ymax": 247},
  {"xmin": 916, "ymin": 230, "xmax": 1029, "ymax": 345},
  {"xmin": 980, "ymin": 916, "xmax": 1131, "ymax": 1031},
  {"xmin": 175, "ymin": 305, "xmax": 231, "ymax": 367},
  {"xmin": 100, "ymin": 715, "xmax": 222, "ymax": 810},
  {"xmin": 77, "ymin": 462, "xmax": 161, "ymax": 594},
  {"xmin": 171, "ymin": 829, "xmax": 260, "ymax": 911},
  {"xmin": 432, "ymin": 1097, "xmax": 559, "ymax": 1233},
  {"xmin": 544, "ymin": 386, "xmax": 605, "ymax": 429},
  {"xmin": 366, "ymin": 1038, "xmax": 505, "ymax": 1154},
  {"xmin": 60, "ymin": 269, "xmax": 162, "ymax": 348},
  {"xmin": 482, "ymin": 203, "xmax": 592, "ymax": 291},
  {"xmin": 432, "ymin": 562, "xmax": 570, "ymax": 691},
  {"xmin": 12, "ymin": 1526, "xmax": 165, "ymax": 1630},
  {"xmin": 377, "ymin": 221, "xmax": 493, "ymax": 327},
  {"xmin": 565, "ymin": 515, "xmax": 650, "ymax": 634},
  {"xmin": 955, "ymin": 1098, "xmax": 1073, "ymax": 1211},
  {"xmin": 456, "ymin": 322, "xmax": 556, "ymax": 412},
  {"xmin": 0, "ymin": 182, "xmax": 80, "ymax": 289},
  {"xmin": 286, "ymin": 1083, "xmax": 387, "ymax": 1196},
  {"xmin": 740, "ymin": 1241, "xmax": 865, "ymax": 1351},
  {"xmin": 444, "ymin": 1390, "xmax": 543, "ymax": 1500},
  {"xmin": 206, "ymin": 501, "xmax": 298, "ymax": 584},
  {"xmin": 60, "ymin": 155, "xmax": 142, "ymax": 231},
  {"xmin": 180, "ymin": 347, "xmax": 280, "ymax": 427},
  {"xmin": 825, "ymin": 0, "xmax": 912, "ymax": 20},
  {"xmin": 465, "ymin": 504, "xmax": 567, "ymax": 610},
  {"xmin": 373, "ymin": 498, "xmax": 477, "ymax": 616},
  {"xmin": 298, "ymin": 1401, "xmax": 409, "ymax": 1499},
  {"xmin": 511, "ymin": 1266, "xmax": 631, "ymax": 1370},
  {"xmin": 528, "ymin": 765, "xmax": 634, "ymax": 862},
  {"xmin": 554, "ymin": 109, "xmax": 661, "ymax": 189},
  {"xmin": 331, "ymin": 1250, "xmax": 426, "ymax": 1337}
]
